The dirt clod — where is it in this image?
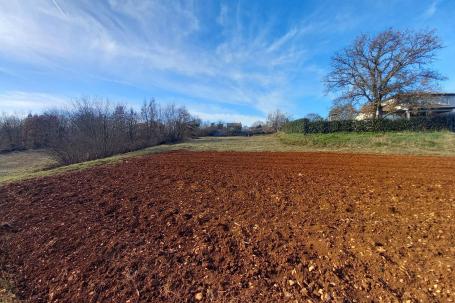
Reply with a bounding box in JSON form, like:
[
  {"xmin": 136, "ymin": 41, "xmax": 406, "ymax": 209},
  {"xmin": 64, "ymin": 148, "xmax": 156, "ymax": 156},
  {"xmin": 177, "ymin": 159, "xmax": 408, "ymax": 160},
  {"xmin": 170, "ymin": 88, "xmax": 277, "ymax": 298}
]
[
  {"xmin": 0, "ymin": 222, "xmax": 17, "ymax": 233},
  {"xmin": 194, "ymin": 292, "xmax": 203, "ymax": 301}
]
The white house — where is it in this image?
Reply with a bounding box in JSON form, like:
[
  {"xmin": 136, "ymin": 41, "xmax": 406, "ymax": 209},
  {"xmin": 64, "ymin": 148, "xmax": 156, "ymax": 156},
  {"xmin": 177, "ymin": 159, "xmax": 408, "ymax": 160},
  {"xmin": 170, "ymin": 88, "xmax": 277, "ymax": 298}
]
[{"xmin": 355, "ymin": 93, "xmax": 455, "ymax": 120}]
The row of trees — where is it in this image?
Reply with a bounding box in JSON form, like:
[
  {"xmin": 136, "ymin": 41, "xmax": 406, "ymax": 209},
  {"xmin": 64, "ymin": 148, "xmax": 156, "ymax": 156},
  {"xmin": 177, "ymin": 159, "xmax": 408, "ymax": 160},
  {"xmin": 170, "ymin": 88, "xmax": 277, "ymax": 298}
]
[
  {"xmin": 196, "ymin": 109, "xmax": 292, "ymax": 136},
  {"xmin": 0, "ymin": 98, "xmax": 199, "ymax": 164},
  {"xmin": 0, "ymin": 100, "xmax": 297, "ymax": 164},
  {"xmin": 248, "ymin": 110, "xmax": 291, "ymax": 133}
]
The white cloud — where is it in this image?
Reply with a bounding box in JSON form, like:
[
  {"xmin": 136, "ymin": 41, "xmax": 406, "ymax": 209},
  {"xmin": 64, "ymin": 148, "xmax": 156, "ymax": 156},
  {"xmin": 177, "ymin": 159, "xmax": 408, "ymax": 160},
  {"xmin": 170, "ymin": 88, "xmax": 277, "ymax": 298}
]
[
  {"xmin": 0, "ymin": 91, "xmax": 70, "ymax": 115},
  {"xmin": 191, "ymin": 110, "xmax": 264, "ymax": 126},
  {"xmin": 216, "ymin": 4, "xmax": 229, "ymax": 26},
  {"xmin": 51, "ymin": 0, "xmax": 67, "ymax": 17},
  {"xmin": 0, "ymin": 0, "xmax": 328, "ymax": 118},
  {"xmin": 267, "ymin": 28, "xmax": 299, "ymax": 53},
  {"xmin": 424, "ymin": 0, "xmax": 439, "ymax": 18}
]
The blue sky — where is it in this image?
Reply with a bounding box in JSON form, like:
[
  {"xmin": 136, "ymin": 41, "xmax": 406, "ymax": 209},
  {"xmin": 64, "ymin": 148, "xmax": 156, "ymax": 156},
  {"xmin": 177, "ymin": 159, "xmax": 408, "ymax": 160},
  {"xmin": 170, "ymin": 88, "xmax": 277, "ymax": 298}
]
[{"xmin": 1, "ymin": 0, "xmax": 454, "ymax": 125}]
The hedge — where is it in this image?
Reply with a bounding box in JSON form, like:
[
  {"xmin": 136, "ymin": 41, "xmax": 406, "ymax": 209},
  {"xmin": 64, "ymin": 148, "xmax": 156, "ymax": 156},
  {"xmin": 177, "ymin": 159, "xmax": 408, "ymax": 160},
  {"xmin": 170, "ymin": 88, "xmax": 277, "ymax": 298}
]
[{"xmin": 282, "ymin": 115, "xmax": 455, "ymax": 134}]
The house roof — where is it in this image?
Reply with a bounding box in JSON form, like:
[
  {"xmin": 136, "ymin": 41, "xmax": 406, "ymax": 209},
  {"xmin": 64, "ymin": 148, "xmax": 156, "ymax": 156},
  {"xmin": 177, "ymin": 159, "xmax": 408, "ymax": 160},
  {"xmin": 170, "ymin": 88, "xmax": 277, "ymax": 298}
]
[
  {"xmin": 425, "ymin": 93, "xmax": 455, "ymax": 97},
  {"xmin": 396, "ymin": 92, "xmax": 455, "ymax": 97}
]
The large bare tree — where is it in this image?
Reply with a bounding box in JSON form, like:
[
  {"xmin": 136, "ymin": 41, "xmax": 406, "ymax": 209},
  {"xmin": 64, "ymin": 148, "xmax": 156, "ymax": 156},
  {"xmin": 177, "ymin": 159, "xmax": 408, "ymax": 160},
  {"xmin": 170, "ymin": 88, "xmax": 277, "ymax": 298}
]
[
  {"xmin": 324, "ymin": 29, "xmax": 445, "ymax": 119},
  {"xmin": 328, "ymin": 103, "xmax": 357, "ymax": 121},
  {"xmin": 266, "ymin": 109, "xmax": 289, "ymax": 132}
]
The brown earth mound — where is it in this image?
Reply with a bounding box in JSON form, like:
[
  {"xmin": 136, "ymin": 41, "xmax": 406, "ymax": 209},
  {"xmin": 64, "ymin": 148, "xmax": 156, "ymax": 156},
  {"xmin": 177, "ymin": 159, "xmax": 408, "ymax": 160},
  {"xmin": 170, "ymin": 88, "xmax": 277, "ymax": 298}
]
[{"xmin": 1, "ymin": 151, "xmax": 454, "ymax": 302}]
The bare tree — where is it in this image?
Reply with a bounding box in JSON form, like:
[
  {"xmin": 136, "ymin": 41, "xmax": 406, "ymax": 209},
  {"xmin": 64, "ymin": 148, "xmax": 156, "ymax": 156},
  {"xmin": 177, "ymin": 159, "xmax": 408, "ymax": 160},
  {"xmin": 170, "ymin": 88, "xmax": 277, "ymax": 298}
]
[
  {"xmin": 328, "ymin": 103, "xmax": 357, "ymax": 121},
  {"xmin": 304, "ymin": 113, "xmax": 324, "ymax": 122},
  {"xmin": 251, "ymin": 121, "xmax": 265, "ymax": 128},
  {"xmin": 141, "ymin": 99, "xmax": 161, "ymax": 144},
  {"xmin": 161, "ymin": 104, "xmax": 184, "ymax": 142},
  {"xmin": 266, "ymin": 109, "xmax": 289, "ymax": 132},
  {"xmin": 48, "ymin": 98, "xmax": 199, "ymax": 164},
  {"xmin": 22, "ymin": 113, "xmax": 61, "ymax": 149},
  {"xmin": 0, "ymin": 114, "xmax": 23, "ymax": 151},
  {"xmin": 324, "ymin": 29, "xmax": 445, "ymax": 119}
]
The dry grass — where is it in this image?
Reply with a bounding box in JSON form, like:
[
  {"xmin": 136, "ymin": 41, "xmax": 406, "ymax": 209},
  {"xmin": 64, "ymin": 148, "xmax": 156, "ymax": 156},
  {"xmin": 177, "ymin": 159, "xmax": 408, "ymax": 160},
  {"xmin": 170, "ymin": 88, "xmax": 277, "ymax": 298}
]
[
  {"xmin": 0, "ymin": 277, "xmax": 20, "ymax": 303},
  {"xmin": 0, "ymin": 150, "xmax": 57, "ymax": 184},
  {"xmin": 0, "ymin": 136, "xmax": 290, "ymax": 184},
  {"xmin": 1, "ymin": 132, "xmax": 455, "ymax": 185}
]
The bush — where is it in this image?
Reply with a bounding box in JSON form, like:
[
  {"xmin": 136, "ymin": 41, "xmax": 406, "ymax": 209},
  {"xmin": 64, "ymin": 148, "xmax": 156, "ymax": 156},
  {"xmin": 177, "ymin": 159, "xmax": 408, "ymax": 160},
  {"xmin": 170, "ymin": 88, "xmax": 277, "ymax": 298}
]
[{"xmin": 282, "ymin": 115, "xmax": 455, "ymax": 134}]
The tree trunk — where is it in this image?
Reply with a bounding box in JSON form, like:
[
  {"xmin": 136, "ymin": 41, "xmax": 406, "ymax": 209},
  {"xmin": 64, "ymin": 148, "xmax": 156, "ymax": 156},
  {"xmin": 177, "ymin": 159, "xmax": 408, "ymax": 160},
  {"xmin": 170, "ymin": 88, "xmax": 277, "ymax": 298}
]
[{"xmin": 376, "ymin": 103, "xmax": 384, "ymax": 119}]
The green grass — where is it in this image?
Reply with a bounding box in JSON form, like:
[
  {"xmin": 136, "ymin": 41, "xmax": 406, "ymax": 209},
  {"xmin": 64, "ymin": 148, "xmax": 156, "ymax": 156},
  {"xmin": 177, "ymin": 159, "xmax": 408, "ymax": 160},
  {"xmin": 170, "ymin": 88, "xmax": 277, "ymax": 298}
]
[
  {"xmin": 278, "ymin": 131, "xmax": 455, "ymax": 155},
  {"xmin": 1, "ymin": 132, "xmax": 455, "ymax": 185}
]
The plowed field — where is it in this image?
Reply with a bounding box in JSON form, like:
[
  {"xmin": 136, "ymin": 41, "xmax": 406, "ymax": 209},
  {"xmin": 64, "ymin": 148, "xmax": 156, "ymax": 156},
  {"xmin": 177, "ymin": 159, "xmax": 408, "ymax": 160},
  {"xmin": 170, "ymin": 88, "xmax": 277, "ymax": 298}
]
[{"xmin": 1, "ymin": 151, "xmax": 454, "ymax": 302}]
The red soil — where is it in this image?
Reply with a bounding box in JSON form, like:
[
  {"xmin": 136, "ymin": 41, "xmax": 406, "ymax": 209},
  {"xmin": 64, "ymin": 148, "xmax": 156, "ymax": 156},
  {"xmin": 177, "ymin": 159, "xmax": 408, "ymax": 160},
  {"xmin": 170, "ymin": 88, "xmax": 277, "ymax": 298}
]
[{"xmin": 1, "ymin": 151, "xmax": 454, "ymax": 302}]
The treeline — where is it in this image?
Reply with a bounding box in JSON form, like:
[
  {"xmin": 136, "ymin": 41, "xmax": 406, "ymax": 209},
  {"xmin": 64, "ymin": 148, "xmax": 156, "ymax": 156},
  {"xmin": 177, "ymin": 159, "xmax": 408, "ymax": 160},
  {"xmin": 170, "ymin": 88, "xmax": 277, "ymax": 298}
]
[{"xmin": 0, "ymin": 98, "xmax": 199, "ymax": 164}]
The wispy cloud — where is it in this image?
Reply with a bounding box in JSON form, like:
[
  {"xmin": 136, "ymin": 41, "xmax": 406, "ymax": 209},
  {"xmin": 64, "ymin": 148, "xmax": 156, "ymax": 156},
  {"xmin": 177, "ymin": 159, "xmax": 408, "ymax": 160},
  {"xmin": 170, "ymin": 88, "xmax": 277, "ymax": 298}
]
[
  {"xmin": 2, "ymin": 1, "xmax": 451, "ymax": 124},
  {"xmin": 191, "ymin": 111, "xmax": 264, "ymax": 125},
  {"xmin": 0, "ymin": 91, "xmax": 70, "ymax": 115},
  {"xmin": 51, "ymin": 0, "xmax": 67, "ymax": 17},
  {"xmin": 424, "ymin": 0, "xmax": 439, "ymax": 18},
  {"xmin": 0, "ymin": 0, "xmax": 316, "ymax": 122}
]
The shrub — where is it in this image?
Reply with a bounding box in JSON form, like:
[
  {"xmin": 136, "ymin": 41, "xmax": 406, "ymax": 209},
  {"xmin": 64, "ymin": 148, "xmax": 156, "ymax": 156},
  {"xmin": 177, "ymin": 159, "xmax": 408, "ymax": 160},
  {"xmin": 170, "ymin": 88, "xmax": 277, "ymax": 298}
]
[{"xmin": 282, "ymin": 115, "xmax": 455, "ymax": 134}]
